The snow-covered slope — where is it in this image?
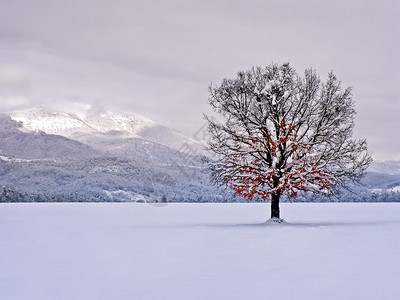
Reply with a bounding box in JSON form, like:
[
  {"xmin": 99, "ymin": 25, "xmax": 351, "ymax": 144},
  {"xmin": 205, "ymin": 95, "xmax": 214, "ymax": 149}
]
[
  {"xmin": 0, "ymin": 110, "xmax": 226, "ymax": 203},
  {"xmin": 1, "ymin": 107, "xmax": 399, "ymax": 203},
  {"xmin": 0, "ymin": 114, "xmax": 99, "ymax": 160},
  {"xmin": 9, "ymin": 107, "xmax": 202, "ymax": 154},
  {"xmin": 368, "ymin": 161, "xmax": 400, "ymax": 175}
]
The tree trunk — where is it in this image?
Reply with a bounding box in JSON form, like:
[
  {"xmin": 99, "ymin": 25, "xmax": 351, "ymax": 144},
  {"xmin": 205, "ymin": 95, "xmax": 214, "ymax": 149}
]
[
  {"xmin": 271, "ymin": 191, "xmax": 280, "ymax": 219},
  {"xmin": 271, "ymin": 176, "xmax": 281, "ymax": 219}
]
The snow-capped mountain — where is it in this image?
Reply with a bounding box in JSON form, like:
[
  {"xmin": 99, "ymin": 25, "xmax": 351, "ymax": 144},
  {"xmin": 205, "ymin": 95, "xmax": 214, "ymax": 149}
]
[
  {"xmin": 0, "ymin": 108, "xmax": 228, "ymax": 203},
  {"xmin": 0, "ymin": 106, "xmax": 399, "ymax": 203},
  {"xmin": 9, "ymin": 107, "xmax": 202, "ymax": 154},
  {"xmin": 0, "ymin": 114, "xmax": 99, "ymax": 160}
]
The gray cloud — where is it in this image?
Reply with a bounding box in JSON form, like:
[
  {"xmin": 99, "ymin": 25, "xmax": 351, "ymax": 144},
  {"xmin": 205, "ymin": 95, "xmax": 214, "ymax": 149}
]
[
  {"xmin": 0, "ymin": 65, "xmax": 30, "ymax": 91},
  {"xmin": 0, "ymin": 96, "xmax": 29, "ymax": 108},
  {"xmin": 0, "ymin": 0, "xmax": 399, "ymax": 160}
]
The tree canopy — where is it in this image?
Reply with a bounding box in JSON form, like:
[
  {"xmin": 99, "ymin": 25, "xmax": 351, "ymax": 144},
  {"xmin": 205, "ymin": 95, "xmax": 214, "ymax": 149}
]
[{"xmin": 205, "ymin": 62, "xmax": 371, "ymax": 220}]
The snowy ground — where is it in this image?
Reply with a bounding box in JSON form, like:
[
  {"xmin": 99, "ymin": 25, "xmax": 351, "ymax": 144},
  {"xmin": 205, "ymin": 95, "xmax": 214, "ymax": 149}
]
[{"xmin": 1, "ymin": 203, "xmax": 399, "ymax": 300}]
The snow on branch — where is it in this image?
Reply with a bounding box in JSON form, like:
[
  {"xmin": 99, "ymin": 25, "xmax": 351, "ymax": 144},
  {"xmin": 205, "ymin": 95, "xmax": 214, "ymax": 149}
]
[{"xmin": 205, "ymin": 62, "xmax": 372, "ymax": 202}]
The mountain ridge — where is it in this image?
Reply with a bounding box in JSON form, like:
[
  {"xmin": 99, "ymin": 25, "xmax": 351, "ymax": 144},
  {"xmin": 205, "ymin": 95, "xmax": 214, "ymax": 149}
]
[
  {"xmin": 0, "ymin": 109, "xmax": 227, "ymax": 203},
  {"xmin": 8, "ymin": 106, "xmax": 203, "ymax": 155},
  {"xmin": 0, "ymin": 106, "xmax": 399, "ymax": 203}
]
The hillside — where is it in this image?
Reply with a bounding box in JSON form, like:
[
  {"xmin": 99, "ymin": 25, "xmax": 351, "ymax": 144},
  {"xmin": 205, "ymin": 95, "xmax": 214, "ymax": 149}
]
[
  {"xmin": 0, "ymin": 111, "xmax": 229, "ymax": 202},
  {"xmin": 0, "ymin": 114, "xmax": 99, "ymax": 160},
  {"xmin": 0, "ymin": 107, "xmax": 399, "ymax": 202},
  {"xmin": 9, "ymin": 107, "xmax": 203, "ymax": 155}
]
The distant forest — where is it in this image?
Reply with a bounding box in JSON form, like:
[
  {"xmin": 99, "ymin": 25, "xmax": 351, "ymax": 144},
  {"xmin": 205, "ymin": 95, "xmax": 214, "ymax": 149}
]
[{"xmin": 1, "ymin": 186, "xmax": 399, "ymax": 203}]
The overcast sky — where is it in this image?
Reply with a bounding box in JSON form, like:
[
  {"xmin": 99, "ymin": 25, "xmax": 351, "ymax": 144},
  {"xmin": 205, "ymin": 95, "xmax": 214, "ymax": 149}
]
[{"xmin": 0, "ymin": 0, "xmax": 399, "ymax": 160}]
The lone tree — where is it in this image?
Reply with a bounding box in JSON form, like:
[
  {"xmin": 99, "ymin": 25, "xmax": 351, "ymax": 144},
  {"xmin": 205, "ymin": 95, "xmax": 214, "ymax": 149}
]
[{"xmin": 205, "ymin": 62, "xmax": 371, "ymax": 221}]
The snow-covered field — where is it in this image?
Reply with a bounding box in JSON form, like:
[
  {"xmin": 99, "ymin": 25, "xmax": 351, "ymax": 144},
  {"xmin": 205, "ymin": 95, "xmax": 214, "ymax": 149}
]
[{"xmin": 1, "ymin": 203, "xmax": 399, "ymax": 300}]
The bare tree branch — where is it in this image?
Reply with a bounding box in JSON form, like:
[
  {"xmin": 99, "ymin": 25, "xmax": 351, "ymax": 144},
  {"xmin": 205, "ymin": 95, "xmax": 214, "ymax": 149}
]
[{"xmin": 205, "ymin": 63, "xmax": 372, "ymax": 219}]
